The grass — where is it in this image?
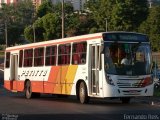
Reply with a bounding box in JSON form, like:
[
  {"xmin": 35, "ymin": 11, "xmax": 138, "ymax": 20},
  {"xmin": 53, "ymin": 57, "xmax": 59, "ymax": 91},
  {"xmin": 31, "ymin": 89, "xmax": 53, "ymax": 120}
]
[
  {"xmin": 154, "ymin": 87, "xmax": 160, "ymax": 96},
  {"xmin": 0, "ymin": 50, "xmax": 4, "ymax": 57}
]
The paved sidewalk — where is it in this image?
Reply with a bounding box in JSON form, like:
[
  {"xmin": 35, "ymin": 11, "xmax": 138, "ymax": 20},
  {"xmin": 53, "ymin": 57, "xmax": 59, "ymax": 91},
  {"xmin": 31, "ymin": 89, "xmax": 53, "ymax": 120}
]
[{"xmin": 133, "ymin": 97, "xmax": 160, "ymax": 106}]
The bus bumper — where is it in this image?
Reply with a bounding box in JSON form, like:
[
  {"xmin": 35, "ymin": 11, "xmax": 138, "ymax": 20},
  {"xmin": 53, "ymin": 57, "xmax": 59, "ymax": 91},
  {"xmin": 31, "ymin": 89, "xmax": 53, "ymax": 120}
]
[{"xmin": 103, "ymin": 84, "xmax": 154, "ymax": 97}]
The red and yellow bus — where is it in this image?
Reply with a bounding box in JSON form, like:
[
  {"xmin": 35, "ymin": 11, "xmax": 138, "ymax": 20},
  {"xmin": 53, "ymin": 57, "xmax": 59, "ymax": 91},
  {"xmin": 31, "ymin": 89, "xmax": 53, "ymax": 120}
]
[{"xmin": 4, "ymin": 32, "xmax": 154, "ymax": 104}]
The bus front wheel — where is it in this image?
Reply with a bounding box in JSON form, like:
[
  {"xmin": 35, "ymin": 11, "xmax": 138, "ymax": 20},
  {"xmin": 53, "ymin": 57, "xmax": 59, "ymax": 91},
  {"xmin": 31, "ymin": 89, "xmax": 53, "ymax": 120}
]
[{"xmin": 79, "ymin": 82, "xmax": 89, "ymax": 104}]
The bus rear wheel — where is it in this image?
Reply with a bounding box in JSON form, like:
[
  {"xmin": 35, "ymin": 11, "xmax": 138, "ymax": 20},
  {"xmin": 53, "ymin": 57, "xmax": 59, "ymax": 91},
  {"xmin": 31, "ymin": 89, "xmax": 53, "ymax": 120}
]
[
  {"xmin": 79, "ymin": 82, "xmax": 89, "ymax": 104},
  {"xmin": 25, "ymin": 81, "xmax": 32, "ymax": 99},
  {"xmin": 25, "ymin": 81, "xmax": 41, "ymax": 99}
]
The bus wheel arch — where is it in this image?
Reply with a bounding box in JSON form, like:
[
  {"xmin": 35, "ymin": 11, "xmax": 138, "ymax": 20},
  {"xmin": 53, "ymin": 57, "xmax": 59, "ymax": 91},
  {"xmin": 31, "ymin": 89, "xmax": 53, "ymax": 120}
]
[
  {"xmin": 76, "ymin": 80, "xmax": 89, "ymax": 104},
  {"xmin": 24, "ymin": 79, "xmax": 40, "ymax": 99}
]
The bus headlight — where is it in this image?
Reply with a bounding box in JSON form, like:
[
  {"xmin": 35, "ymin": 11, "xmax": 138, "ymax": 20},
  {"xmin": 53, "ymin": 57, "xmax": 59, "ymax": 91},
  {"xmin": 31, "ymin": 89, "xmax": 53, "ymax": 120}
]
[{"xmin": 106, "ymin": 76, "xmax": 115, "ymax": 86}]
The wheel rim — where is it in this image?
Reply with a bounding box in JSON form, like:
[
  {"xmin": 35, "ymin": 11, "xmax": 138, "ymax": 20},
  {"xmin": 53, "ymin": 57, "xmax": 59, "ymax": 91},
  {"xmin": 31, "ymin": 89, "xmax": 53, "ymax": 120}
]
[
  {"xmin": 26, "ymin": 82, "xmax": 31, "ymax": 98},
  {"xmin": 26, "ymin": 86, "xmax": 30, "ymax": 96}
]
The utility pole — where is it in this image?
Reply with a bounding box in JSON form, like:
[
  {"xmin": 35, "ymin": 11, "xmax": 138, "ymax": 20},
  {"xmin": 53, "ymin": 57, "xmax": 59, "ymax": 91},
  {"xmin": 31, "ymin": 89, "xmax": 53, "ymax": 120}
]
[
  {"xmin": 62, "ymin": 0, "xmax": 64, "ymax": 38},
  {"xmin": 33, "ymin": 24, "xmax": 36, "ymax": 43},
  {"xmin": 106, "ymin": 19, "xmax": 107, "ymax": 32},
  {"xmin": 33, "ymin": 2, "xmax": 36, "ymax": 42},
  {"xmin": 4, "ymin": 21, "xmax": 7, "ymax": 47}
]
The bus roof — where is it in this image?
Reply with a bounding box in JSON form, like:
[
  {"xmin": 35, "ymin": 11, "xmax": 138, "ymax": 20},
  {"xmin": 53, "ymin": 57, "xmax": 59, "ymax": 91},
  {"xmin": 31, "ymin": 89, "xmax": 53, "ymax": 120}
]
[
  {"xmin": 6, "ymin": 31, "xmax": 148, "ymax": 52},
  {"xmin": 6, "ymin": 32, "xmax": 103, "ymax": 52}
]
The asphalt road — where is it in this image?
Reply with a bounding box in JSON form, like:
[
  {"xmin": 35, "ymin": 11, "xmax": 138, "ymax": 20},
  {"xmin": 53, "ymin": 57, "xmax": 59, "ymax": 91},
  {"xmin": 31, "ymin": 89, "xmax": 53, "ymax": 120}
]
[
  {"xmin": 0, "ymin": 71, "xmax": 160, "ymax": 120},
  {"xmin": 0, "ymin": 70, "xmax": 4, "ymax": 85}
]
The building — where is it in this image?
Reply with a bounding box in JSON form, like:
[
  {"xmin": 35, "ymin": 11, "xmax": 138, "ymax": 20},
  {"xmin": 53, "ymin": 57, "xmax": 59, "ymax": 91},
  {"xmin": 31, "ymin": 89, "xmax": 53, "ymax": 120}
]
[
  {"xmin": 0, "ymin": 0, "xmax": 42, "ymax": 8},
  {"xmin": 0, "ymin": 0, "xmax": 88, "ymax": 10},
  {"xmin": 32, "ymin": 0, "xmax": 42, "ymax": 9},
  {"xmin": 0, "ymin": 0, "xmax": 18, "ymax": 4},
  {"xmin": 51, "ymin": 0, "xmax": 88, "ymax": 10},
  {"xmin": 0, "ymin": 0, "xmax": 17, "ymax": 7}
]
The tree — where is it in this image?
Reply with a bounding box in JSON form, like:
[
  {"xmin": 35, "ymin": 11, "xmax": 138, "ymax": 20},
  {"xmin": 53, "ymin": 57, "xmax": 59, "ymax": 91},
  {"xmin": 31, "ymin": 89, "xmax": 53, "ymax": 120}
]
[
  {"xmin": 85, "ymin": 0, "xmax": 115, "ymax": 31},
  {"xmin": 0, "ymin": 3, "xmax": 15, "ymax": 45},
  {"xmin": 24, "ymin": 13, "xmax": 61, "ymax": 42},
  {"xmin": 24, "ymin": 25, "xmax": 34, "ymax": 42},
  {"xmin": 25, "ymin": 1, "xmax": 75, "ymax": 42},
  {"xmin": 36, "ymin": 0, "xmax": 53, "ymax": 18},
  {"xmin": 139, "ymin": 6, "xmax": 160, "ymax": 51},
  {"xmin": 0, "ymin": 0, "xmax": 34, "ymax": 46},
  {"xmin": 16, "ymin": 0, "xmax": 34, "ymax": 26},
  {"xmin": 53, "ymin": 2, "xmax": 74, "ymax": 15},
  {"xmin": 110, "ymin": 0, "xmax": 149, "ymax": 31},
  {"xmin": 85, "ymin": 0, "xmax": 148, "ymax": 32},
  {"xmin": 42, "ymin": 13, "xmax": 61, "ymax": 40}
]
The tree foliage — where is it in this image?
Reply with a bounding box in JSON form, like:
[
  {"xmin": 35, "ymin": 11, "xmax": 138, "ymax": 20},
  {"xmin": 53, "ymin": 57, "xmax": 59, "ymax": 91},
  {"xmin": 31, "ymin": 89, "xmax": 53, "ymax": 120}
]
[
  {"xmin": 36, "ymin": 0, "xmax": 53, "ymax": 18},
  {"xmin": 25, "ymin": 0, "xmax": 94, "ymax": 42},
  {"xmin": 3, "ymin": 0, "xmax": 160, "ymax": 52},
  {"xmin": 42, "ymin": 13, "xmax": 61, "ymax": 40},
  {"xmin": 139, "ymin": 6, "xmax": 160, "ymax": 51},
  {"xmin": 85, "ymin": 0, "xmax": 115, "ymax": 31},
  {"xmin": 110, "ymin": 0, "xmax": 148, "ymax": 31},
  {"xmin": 0, "ymin": 0, "xmax": 34, "ymax": 46},
  {"xmin": 86, "ymin": 0, "xmax": 148, "ymax": 31}
]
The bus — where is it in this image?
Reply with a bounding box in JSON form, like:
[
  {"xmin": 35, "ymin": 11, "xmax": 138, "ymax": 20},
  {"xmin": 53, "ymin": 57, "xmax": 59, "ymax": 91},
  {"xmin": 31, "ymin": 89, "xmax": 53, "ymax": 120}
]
[{"xmin": 4, "ymin": 32, "xmax": 153, "ymax": 104}]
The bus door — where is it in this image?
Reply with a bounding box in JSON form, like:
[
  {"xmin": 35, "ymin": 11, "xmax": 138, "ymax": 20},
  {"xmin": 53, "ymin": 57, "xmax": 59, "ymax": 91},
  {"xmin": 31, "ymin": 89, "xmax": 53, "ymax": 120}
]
[
  {"xmin": 10, "ymin": 54, "xmax": 18, "ymax": 91},
  {"xmin": 89, "ymin": 44, "xmax": 101, "ymax": 95}
]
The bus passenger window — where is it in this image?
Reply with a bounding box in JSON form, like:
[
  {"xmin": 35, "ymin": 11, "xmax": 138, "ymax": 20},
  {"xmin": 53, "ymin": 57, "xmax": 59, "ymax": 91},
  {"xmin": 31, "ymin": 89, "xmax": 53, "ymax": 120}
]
[
  {"xmin": 19, "ymin": 50, "xmax": 23, "ymax": 67},
  {"xmin": 45, "ymin": 46, "xmax": 57, "ymax": 66},
  {"xmin": 34, "ymin": 47, "xmax": 44, "ymax": 66},
  {"xmin": 24, "ymin": 49, "xmax": 33, "ymax": 67},
  {"xmin": 5, "ymin": 52, "xmax": 10, "ymax": 68},
  {"xmin": 72, "ymin": 42, "xmax": 87, "ymax": 65},
  {"xmin": 58, "ymin": 44, "xmax": 71, "ymax": 65}
]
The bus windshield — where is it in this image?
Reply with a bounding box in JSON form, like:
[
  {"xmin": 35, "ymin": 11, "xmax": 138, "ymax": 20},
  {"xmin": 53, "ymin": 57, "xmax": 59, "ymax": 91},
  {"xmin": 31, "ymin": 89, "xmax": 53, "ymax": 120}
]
[{"xmin": 104, "ymin": 42, "xmax": 152, "ymax": 75}]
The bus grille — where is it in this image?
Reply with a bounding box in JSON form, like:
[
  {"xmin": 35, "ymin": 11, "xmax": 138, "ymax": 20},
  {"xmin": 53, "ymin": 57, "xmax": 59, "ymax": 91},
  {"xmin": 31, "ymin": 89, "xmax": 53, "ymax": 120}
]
[{"xmin": 117, "ymin": 79, "xmax": 144, "ymax": 88}]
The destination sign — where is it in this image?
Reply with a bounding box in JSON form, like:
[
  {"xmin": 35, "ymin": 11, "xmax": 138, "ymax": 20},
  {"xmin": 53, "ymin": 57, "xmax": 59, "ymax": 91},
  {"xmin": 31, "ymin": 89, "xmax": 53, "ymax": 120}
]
[{"xmin": 103, "ymin": 32, "xmax": 149, "ymax": 42}]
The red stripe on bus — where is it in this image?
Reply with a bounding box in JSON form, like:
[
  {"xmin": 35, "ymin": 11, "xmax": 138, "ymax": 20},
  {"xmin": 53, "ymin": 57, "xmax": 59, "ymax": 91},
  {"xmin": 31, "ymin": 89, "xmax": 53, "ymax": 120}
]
[{"xmin": 6, "ymin": 35, "xmax": 102, "ymax": 52}]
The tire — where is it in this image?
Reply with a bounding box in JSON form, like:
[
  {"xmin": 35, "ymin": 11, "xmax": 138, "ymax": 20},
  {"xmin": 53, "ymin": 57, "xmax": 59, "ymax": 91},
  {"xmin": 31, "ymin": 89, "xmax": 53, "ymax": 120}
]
[
  {"xmin": 25, "ymin": 81, "xmax": 32, "ymax": 99},
  {"xmin": 121, "ymin": 97, "xmax": 130, "ymax": 104},
  {"xmin": 79, "ymin": 82, "xmax": 89, "ymax": 104},
  {"xmin": 25, "ymin": 81, "xmax": 41, "ymax": 99}
]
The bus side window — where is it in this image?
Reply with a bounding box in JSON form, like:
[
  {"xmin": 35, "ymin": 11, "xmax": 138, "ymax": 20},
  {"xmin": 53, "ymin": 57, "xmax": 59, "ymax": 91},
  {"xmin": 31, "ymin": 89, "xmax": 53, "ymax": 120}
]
[
  {"xmin": 45, "ymin": 46, "xmax": 57, "ymax": 66},
  {"xmin": 72, "ymin": 42, "xmax": 87, "ymax": 65},
  {"xmin": 34, "ymin": 47, "xmax": 44, "ymax": 66},
  {"xmin": 5, "ymin": 52, "xmax": 10, "ymax": 68},
  {"xmin": 58, "ymin": 44, "xmax": 71, "ymax": 65},
  {"xmin": 24, "ymin": 49, "xmax": 33, "ymax": 67},
  {"xmin": 19, "ymin": 50, "xmax": 23, "ymax": 67}
]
